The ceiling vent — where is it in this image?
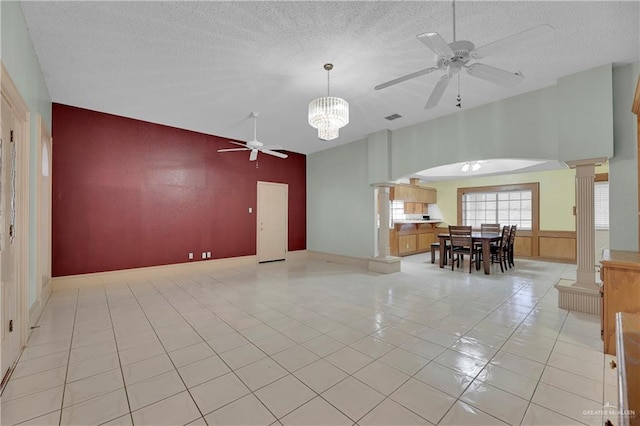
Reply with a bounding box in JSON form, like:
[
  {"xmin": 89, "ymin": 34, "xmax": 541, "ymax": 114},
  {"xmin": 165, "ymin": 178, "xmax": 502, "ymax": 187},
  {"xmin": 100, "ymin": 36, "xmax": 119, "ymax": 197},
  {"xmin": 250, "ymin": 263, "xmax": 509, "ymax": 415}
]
[{"xmin": 385, "ymin": 113, "xmax": 402, "ymax": 121}]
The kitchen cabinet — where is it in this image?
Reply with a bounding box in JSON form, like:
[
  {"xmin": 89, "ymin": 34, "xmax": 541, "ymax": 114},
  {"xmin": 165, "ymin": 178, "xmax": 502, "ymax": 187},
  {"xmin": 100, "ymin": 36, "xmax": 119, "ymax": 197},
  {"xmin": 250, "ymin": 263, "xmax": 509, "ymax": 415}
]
[
  {"xmin": 391, "ymin": 185, "xmax": 436, "ymax": 204},
  {"xmin": 398, "ymin": 235, "xmax": 417, "ymax": 254},
  {"xmin": 390, "ymin": 222, "xmax": 441, "ymax": 256},
  {"xmin": 418, "ymin": 233, "xmax": 436, "ymax": 251},
  {"xmin": 600, "ymin": 250, "xmax": 640, "ymax": 355},
  {"xmin": 404, "ymin": 202, "xmax": 427, "ymax": 214}
]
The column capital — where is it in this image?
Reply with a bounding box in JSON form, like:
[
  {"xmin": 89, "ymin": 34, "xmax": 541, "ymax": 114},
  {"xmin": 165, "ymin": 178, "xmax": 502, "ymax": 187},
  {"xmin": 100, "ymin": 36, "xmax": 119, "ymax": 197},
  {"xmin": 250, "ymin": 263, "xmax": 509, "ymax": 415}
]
[
  {"xmin": 564, "ymin": 157, "xmax": 608, "ymax": 169},
  {"xmin": 371, "ymin": 182, "xmax": 394, "ymax": 188}
]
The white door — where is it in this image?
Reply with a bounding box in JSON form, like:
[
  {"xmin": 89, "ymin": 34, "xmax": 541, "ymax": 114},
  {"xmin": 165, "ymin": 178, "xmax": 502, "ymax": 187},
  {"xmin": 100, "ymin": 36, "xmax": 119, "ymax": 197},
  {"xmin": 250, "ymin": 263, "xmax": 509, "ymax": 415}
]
[
  {"xmin": 1, "ymin": 94, "xmax": 22, "ymax": 382},
  {"xmin": 257, "ymin": 182, "xmax": 288, "ymax": 263}
]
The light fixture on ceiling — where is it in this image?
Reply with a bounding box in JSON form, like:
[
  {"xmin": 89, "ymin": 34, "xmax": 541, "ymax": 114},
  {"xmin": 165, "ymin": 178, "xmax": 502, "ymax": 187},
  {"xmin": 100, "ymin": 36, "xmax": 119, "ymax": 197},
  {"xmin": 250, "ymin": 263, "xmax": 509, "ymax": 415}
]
[
  {"xmin": 461, "ymin": 161, "xmax": 482, "ymax": 172},
  {"xmin": 308, "ymin": 63, "xmax": 349, "ymax": 141}
]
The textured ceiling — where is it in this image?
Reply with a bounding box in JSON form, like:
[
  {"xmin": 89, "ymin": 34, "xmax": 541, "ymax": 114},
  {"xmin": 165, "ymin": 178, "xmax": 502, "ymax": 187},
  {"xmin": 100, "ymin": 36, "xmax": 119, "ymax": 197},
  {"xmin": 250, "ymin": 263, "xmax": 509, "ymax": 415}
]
[{"xmin": 21, "ymin": 1, "xmax": 640, "ymax": 157}]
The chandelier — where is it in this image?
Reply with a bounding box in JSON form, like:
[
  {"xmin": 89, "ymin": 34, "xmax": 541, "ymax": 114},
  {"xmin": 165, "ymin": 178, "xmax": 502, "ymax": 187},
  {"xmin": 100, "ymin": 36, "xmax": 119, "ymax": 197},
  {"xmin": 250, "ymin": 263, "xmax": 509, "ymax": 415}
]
[{"xmin": 308, "ymin": 63, "xmax": 349, "ymax": 141}]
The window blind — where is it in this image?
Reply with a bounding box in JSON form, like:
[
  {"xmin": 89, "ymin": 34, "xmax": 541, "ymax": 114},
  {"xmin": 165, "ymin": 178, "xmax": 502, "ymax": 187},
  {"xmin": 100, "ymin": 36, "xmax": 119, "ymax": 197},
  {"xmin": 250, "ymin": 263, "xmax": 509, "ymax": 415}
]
[{"xmin": 594, "ymin": 182, "xmax": 609, "ymax": 230}]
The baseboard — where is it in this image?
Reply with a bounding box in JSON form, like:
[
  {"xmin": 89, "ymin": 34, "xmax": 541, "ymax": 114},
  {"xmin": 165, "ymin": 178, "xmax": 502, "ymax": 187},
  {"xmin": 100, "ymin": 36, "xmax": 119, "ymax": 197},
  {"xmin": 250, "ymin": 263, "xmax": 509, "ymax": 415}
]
[
  {"xmin": 286, "ymin": 249, "xmax": 308, "ymax": 260},
  {"xmin": 52, "ymin": 256, "xmax": 258, "ymax": 291},
  {"xmin": 307, "ymin": 250, "xmax": 369, "ymax": 269},
  {"xmin": 28, "ymin": 279, "xmax": 52, "ymax": 330}
]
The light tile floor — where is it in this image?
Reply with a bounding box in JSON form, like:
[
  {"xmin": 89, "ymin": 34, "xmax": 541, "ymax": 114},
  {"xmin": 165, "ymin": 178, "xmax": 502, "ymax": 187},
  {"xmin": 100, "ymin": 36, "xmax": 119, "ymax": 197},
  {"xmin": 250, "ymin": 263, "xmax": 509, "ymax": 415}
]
[{"xmin": 1, "ymin": 255, "xmax": 614, "ymax": 425}]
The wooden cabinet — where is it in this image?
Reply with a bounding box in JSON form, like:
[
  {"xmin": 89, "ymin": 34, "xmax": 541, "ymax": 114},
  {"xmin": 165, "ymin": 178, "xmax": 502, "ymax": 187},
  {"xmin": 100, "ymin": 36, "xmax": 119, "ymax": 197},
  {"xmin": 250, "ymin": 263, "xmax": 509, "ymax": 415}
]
[
  {"xmin": 418, "ymin": 233, "xmax": 436, "ymax": 251},
  {"xmin": 398, "ymin": 235, "xmax": 417, "ymax": 254},
  {"xmin": 404, "ymin": 202, "xmax": 427, "ymax": 214},
  {"xmin": 390, "ymin": 223, "xmax": 440, "ymax": 256},
  {"xmin": 391, "ymin": 185, "xmax": 437, "ymax": 204},
  {"xmin": 600, "ymin": 250, "xmax": 640, "ymax": 355},
  {"xmin": 611, "ymin": 313, "xmax": 640, "ymax": 426}
]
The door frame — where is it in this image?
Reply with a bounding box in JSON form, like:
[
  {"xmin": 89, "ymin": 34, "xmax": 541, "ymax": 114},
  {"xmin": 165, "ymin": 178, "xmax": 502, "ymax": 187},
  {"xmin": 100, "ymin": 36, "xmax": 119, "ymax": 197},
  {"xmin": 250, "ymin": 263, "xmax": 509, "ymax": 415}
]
[
  {"xmin": 256, "ymin": 181, "xmax": 288, "ymax": 263},
  {"xmin": 33, "ymin": 114, "xmax": 52, "ymax": 327},
  {"xmin": 1, "ymin": 62, "xmax": 31, "ymax": 378}
]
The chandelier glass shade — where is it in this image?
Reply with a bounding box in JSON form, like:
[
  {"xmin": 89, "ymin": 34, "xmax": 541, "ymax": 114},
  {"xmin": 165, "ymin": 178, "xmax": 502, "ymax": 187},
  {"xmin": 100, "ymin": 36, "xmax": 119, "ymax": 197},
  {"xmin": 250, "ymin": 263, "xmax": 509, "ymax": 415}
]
[{"xmin": 308, "ymin": 64, "xmax": 349, "ymax": 141}]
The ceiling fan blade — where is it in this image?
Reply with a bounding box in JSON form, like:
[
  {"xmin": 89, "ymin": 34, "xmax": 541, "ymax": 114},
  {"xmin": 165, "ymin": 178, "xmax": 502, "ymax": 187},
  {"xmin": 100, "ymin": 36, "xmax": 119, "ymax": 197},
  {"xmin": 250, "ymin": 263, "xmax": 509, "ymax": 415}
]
[
  {"xmin": 425, "ymin": 74, "xmax": 451, "ymax": 109},
  {"xmin": 417, "ymin": 32, "xmax": 455, "ymax": 59},
  {"xmin": 261, "ymin": 149, "xmax": 288, "ymax": 159},
  {"xmin": 473, "ymin": 24, "xmax": 554, "ymax": 58},
  {"xmin": 226, "ymin": 141, "xmax": 249, "ymax": 148},
  {"xmin": 262, "ymin": 144, "xmax": 283, "ymax": 150},
  {"xmin": 375, "ymin": 67, "xmax": 440, "ymax": 90},
  {"xmin": 249, "ymin": 149, "xmax": 258, "ymax": 161},
  {"xmin": 217, "ymin": 148, "xmax": 249, "ymax": 152},
  {"xmin": 466, "ymin": 63, "xmax": 524, "ymax": 87}
]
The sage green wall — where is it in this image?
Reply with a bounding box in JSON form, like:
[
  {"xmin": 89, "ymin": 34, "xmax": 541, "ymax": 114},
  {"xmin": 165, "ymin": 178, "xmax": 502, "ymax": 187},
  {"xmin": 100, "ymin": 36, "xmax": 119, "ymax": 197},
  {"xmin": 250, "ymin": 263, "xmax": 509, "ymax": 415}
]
[
  {"xmin": 1, "ymin": 1, "xmax": 52, "ymax": 308},
  {"xmin": 610, "ymin": 62, "xmax": 640, "ymax": 251},
  {"xmin": 308, "ymin": 65, "xmax": 630, "ymax": 259},
  {"xmin": 425, "ymin": 164, "xmax": 609, "ymax": 231},
  {"xmin": 389, "ymin": 65, "xmax": 613, "ymax": 181},
  {"xmin": 307, "ymin": 138, "xmax": 375, "ymax": 257}
]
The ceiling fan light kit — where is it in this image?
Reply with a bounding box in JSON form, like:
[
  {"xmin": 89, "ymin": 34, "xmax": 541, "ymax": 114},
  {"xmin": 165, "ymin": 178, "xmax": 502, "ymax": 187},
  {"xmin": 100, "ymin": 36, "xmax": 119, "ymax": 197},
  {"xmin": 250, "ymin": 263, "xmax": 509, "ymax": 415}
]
[
  {"xmin": 308, "ymin": 63, "xmax": 349, "ymax": 141},
  {"xmin": 374, "ymin": 1, "xmax": 552, "ymax": 109}
]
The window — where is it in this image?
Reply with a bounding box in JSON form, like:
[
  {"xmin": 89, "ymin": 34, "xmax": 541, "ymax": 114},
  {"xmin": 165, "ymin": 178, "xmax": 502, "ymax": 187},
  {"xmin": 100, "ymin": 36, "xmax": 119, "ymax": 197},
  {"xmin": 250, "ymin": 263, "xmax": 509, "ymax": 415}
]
[
  {"xmin": 462, "ymin": 190, "xmax": 533, "ymax": 230},
  {"xmin": 391, "ymin": 200, "xmax": 405, "ymax": 222},
  {"xmin": 594, "ymin": 181, "xmax": 609, "ymax": 230}
]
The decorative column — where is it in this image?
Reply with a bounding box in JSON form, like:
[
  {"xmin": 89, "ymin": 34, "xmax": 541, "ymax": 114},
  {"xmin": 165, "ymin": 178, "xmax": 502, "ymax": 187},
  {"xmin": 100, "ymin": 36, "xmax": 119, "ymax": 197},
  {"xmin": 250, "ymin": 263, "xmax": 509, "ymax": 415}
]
[
  {"xmin": 377, "ymin": 186, "xmax": 391, "ymax": 258},
  {"xmin": 575, "ymin": 164, "xmax": 596, "ymax": 286},
  {"xmin": 555, "ymin": 158, "xmax": 607, "ymax": 314},
  {"xmin": 368, "ymin": 185, "xmax": 401, "ymax": 274}
]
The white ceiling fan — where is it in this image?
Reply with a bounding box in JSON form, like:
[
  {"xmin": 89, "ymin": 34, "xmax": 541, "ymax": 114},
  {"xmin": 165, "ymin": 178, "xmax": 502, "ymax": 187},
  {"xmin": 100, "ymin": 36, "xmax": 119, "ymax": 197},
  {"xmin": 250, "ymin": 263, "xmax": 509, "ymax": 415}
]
[
  {"xmin": 375, "ymin": 1, "xmax": 553, "ymax": 109},
  {"xmin": 217, "ymin": 112, "xmax": 288, "ymax": 161}
]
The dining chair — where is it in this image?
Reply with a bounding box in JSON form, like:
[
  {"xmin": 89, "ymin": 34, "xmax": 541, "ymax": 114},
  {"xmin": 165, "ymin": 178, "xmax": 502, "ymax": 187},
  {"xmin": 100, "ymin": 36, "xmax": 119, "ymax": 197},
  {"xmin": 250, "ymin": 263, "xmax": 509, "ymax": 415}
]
[
  {"xmin": 448, "ymin": 226, "xmax": 480, "ymax": 273},
  {"xmin": 508, "ymin": 225, "xmax": 517, "ymax": 268},
  {"xmin": 480, "ymin": 223, "xmax": 501, "ymax": 233},
  {"xmin": 477, "ymin": 223, "xmax": 501, "ymax": 255},
  {"xmin": 490, "ymin": 226, "xmax": 510, "ymax": 273}
]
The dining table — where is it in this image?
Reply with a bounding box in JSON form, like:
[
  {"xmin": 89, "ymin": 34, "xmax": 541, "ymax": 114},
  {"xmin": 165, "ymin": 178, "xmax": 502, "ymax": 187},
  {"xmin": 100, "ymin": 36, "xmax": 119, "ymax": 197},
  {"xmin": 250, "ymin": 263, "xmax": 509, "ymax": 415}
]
[{"xmin": 437, "ymin": 232, "xmax": 502, "ymax": 275}]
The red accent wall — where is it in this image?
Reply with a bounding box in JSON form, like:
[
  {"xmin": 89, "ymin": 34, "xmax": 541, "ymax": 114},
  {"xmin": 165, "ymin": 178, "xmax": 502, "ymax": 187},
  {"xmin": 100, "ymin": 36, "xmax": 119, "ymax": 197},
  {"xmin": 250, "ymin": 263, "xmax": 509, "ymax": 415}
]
[{"xmin": 52, "ymin": 104, "xmax": 306, "ymax": 276}]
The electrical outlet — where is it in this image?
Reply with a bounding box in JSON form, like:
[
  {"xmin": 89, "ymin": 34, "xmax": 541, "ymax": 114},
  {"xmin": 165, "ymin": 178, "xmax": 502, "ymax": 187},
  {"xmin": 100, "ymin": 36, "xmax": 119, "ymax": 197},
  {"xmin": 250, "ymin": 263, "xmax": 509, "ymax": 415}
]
[
  {"xmin": 249, "ymin": 207, "xmax": 253, "ymax": 213},
  {"xmin": 201, "ymin": 252, "xmax": 206, "ymax": 259},
  {"xmin": 207, "ymin": 252, "xmax": 212, "ymax": 258},
  {"xmin": 188, "ymin": 252, "xmax": 194, "ymax": 260}
]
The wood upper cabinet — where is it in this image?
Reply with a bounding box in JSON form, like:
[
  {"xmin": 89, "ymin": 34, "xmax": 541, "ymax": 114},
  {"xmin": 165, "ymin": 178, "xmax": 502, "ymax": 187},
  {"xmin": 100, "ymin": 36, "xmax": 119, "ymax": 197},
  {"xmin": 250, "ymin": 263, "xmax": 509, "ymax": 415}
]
[
  {"xmin": 404, "ymin": 202, "xmax": 427, "ymax": 214},
  {"xmin": 391, "ymin": 185, "xmax": 436, "ymax": 204},
  {"xmin": 600, "ymin": 250, "xmax": 640, "ymax": 355}
]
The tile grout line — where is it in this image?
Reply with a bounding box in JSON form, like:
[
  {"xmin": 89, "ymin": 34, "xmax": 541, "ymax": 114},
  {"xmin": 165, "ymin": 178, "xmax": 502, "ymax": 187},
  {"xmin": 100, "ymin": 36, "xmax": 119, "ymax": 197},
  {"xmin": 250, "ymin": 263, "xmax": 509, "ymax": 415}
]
[
  {"xmin": 57, "ymin": 288, "xmax": 80, "ymax": 426},
  {"xmin": 102, "ymin": 285, "xmax": 135, "ymax": 425},
  {"xmin": 123, "ymin": 279, "xmax": 210, "ymax": 423}
]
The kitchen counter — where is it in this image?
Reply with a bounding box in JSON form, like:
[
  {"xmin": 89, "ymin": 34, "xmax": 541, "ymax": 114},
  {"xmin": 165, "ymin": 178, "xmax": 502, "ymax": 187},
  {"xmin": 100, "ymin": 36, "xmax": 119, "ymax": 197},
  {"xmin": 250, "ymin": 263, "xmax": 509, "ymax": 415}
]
[
  {"xmin": 393, "ymin": 219, "xmax": 442, "ymax": 224},
  {"xmin": 390, "ymin": 221, "xmax": 442, "ymax": 256}
]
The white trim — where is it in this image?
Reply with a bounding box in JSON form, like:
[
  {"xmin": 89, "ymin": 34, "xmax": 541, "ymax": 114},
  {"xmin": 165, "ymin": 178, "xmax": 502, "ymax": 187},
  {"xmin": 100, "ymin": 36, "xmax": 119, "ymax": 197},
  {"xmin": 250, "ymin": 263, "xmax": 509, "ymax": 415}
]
[
  {"xmin": 52, "ymin": 256, "xmax": 258, "ymax": 291},
  {"xmin": 286, "ymin": 249, "xmax": 307, "ymax": 260},
  {"xmin": 28, "ymin": 279, "xmax": 51, "ymax": 330},
  {"xmin": 35, "ymin": 114, "xmax": 52, "ymax": 316},
  {"xmin": 1, "ymin": 61, "xmax": 31, "ymax": 366}
]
